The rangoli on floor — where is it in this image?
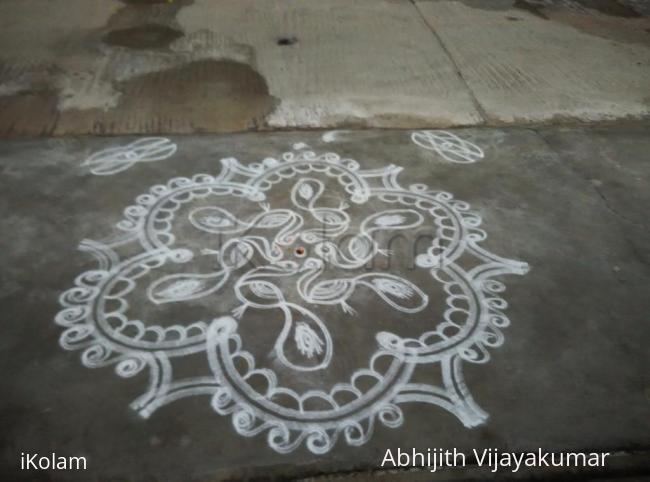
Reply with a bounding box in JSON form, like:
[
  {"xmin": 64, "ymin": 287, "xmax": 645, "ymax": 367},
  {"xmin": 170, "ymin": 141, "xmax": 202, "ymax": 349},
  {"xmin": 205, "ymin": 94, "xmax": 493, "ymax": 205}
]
[{"xmin": 56, "ymin": 140, "xmax": 529, "ymax": 454}]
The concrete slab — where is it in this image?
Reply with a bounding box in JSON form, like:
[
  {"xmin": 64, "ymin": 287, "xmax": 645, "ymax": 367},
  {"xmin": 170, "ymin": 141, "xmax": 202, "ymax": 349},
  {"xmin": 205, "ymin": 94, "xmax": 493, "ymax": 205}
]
[
  {"xmin": 175, "ymin": 0, "xmax": 483, "ymax": 129},
  {"xmin": 415, "ymin": 0, "xmax": 650, "ymax": 124},
  {"xmin": 0, "ymin": 0, "xmax": 482, "ymax": 137},
  {"xmin": 1, "ymin": 126, "xmax": 649, "ymax": 480},
  {"xmin": 1, "ymin": 0, "xmax": 649, "ymax": 136}
]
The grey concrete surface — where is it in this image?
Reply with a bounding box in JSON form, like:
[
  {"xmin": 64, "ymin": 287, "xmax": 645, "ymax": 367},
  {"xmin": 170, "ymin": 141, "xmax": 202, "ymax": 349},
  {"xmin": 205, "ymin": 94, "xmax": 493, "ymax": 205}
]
[
  {"xmin": 0, "ymin": 0, "xmax": 481, "ymax": 137},
  {"xmin": 416, "ymin": 0, "xmax": 650, "ymax": 124},
  {"xmin": 0, "ymin": 125, "xmax": 649, "ymax": 481},
  {"xmin": 1, "ymin": 0, "xmax": 649, "ymax": 137}
]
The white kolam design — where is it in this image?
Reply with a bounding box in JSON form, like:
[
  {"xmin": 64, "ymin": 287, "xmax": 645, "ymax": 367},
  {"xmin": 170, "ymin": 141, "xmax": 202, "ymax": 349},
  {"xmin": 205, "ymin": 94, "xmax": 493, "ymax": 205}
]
[
  {"xmin": 411, "ymin": 130, "xmax": 484, "ymax": 164},
  {"xmin": 83, "ymin": 137, "xmax": 177, "ymax": 175},
  {"xmin": 56, "ymin": 143, "xmax": 528, "ymax": 454}
]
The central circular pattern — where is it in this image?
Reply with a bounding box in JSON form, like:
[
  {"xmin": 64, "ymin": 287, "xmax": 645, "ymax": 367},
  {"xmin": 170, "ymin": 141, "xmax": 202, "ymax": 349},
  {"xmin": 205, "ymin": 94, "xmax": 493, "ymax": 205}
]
[{"xmin": 55, "ymin": 144, "xmax": 528, "ymax": 454}]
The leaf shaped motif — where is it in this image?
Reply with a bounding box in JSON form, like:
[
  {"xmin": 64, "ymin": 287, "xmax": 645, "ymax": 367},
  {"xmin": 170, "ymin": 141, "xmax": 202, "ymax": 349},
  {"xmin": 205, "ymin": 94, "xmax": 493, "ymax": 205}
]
[
  {"xmin": 312, "ymin": 279, "xmax": 349, "ymax": 299},
  {"xmin": 255, "ymin": 212, "xmax": 289, "ymax": 228},
  {"xmin": 202, "ymin": 215, "xmax": 233, "ymax": 228},
  {"xmin": 275, "ymin": 307, "xmax": 333, "ymax": 371},
  {"xmin": 374, "ymin": 214, "xmax": 406, "ymax": 227},
  {"xmin": 349, "ymin": 237, "xmax": 372, "ymax": 259},
  {"xmin": 130, "ymin": 137, "xmax": 177, "ymax": 162},
  {"xmin": 318, "ymin": 211, "xmax": 346, "ymax": 225},
  {"xmin": 154, "ymin": 279, "xmax": 205, "ymax": 301},
  {"xmin": 83, "ymin": 147, "xmax": 138, "ymax": 175},
  {"xmin": 411, "ymin": 130, "xmax": 484, "ymax": 164},
  {"xmin": 227, "ymin": 244, "xmax": 250, "ymax": 268},
  {"xmin": 249, "ymin": 281, "xmax": 281, "ymax": 299},
  {"xmin": 148, "ymin": 271, "xmax": 228, "ymax": 304},
  {"xmin": 363, "ymin": 209, "xmax": 424, "ymax": 233},
  {"xmin": 189, "ymin": 207, "xmax": 244, "ymax": 234},
  {"xmin": 294, "ymin": 322, "xmax": 324, "ymax": 358},
  {"xmin": 357, "ymin": 274, "xmax": 428, "ymax": 313},
  {"xmin": 298, "ymin": 183, "xmax": 314, "ymax": 200},
  {"xmin": 372, "ymin": 278, "xmax": 414, "ymax": 299},
  {"xmin": 83, "ymin": 138, "xmax": 177, "ymax": 176}
]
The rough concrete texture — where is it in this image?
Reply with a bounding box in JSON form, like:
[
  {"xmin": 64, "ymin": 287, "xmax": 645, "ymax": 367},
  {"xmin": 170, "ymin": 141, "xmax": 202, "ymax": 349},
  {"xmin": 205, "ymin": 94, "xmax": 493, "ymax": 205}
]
[
  {"xmin": 0, "ymin": 0, "xmax": 649, "ymax": 136},
  {"xmin": 175, "ymin": 0, "xmax": 483, "ymax": 129},
  {"xmin": 416, "ymin": 0, "xmax": 650, "ymax": 124},
  {"xmin": 0, "ymin": 0, "xmax": 481, "ymax": 136},
  {"xmin": 0, "ymin": 125, "xmax": 649, "ymax": 481}
]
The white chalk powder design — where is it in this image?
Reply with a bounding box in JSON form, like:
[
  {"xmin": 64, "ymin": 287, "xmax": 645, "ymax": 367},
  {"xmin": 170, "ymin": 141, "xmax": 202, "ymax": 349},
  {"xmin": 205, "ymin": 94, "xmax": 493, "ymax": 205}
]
[
  {"xmin": 411, "ymin": 130, "xmax": 484, "ymax": 164},
  {"xmin": 57, "ymin": 143, "xmax": 528, "ymax": 454},
  {"xmin": 83, "ymin": 137, "xmax": 177, "ymax": 175}
]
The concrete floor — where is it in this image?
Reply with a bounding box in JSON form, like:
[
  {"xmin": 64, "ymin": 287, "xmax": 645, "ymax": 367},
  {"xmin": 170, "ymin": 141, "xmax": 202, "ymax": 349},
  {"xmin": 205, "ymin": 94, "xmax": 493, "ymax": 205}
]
[
  {"xmin": 0, "ymin": 0, "xmax": 649, "ymax": 136},
  {"xmin": 1, "ymin": 1, "xmax": 649, "ymax": 481},
  {"xmin": 0, "ymin": 125, "xmax": 649, "ymax": 481}
]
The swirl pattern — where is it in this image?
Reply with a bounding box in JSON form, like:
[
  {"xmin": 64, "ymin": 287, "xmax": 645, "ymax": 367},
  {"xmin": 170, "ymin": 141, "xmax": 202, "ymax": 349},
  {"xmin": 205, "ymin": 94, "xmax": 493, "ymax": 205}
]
[{"xmin": 56, "ymin": 142, "xmax": 528, "ymax": 454}]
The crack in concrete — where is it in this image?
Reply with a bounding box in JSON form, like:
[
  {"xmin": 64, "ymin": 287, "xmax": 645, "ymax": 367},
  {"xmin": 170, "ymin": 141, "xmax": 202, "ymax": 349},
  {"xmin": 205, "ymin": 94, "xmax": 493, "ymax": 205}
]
[
  {"xmin": 533, "ymin": 127, "xmax": 650, "ymax": 231},
  {"xmin": 409, "ymin": 0, "xmax": 489, "ymax": 125},
  {"xmin": 590, "ymin": 182, "xmax": 649, "ymax": 230}
]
